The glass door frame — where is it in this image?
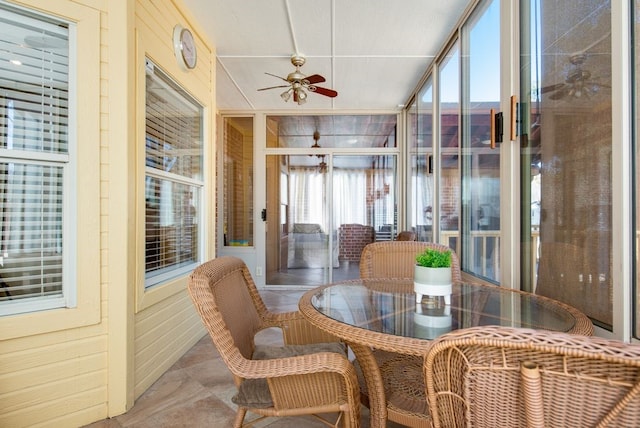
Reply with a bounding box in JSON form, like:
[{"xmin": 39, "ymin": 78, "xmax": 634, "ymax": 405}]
[{"xmin": 257, "ymin": 112, "xmax": 403, "ymax": 289}]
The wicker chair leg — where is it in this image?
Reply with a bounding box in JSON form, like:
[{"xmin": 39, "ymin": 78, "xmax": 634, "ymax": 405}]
[
  {"xmin": 344, "ymin": 408, "xmax": 359, "ymax": 428},
  {"xmin": 233, "ymin": 408, "xmax": 247, "ymax": 428}
]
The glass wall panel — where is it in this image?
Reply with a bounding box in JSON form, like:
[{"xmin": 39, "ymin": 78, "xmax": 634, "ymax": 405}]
[
  {"xmin": 409, "ymin": 79, "xmax": 435, "ymax": 242},
  {"xmin": 521, "ymin": 0, "xmax": 612, "ymax": 328},
  {"xmin": 439, "ymin": 43, "xmax": 461, "ymax": 252},
  {"xmin": 460, "ymin": 0, "xmax": 501, "ymax": 283},
  {"xmin": 266, "ymin": 115, "xmax": 397, "ymax": 148},
  {"xmin": 634, "ymin": 0, "xmax": 640, "ymax": 339},
  {"xmin": 264, "ymin": 115, "xmax": 397, "ymax": 287},
  {"xmin": 223, "ymin": 117, "xmax": 254, "ymax": 247}
]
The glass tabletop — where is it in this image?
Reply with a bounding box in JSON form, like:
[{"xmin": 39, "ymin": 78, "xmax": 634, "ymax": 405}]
[{"xmin": 308, "ymin": 280, "xmax": 577, "ymax": 341}]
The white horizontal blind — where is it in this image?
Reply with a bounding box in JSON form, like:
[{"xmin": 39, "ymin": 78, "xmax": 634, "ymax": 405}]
[
  {"xmin": 0, "ymin": 4, "xmax": 69, "ymax": 313},
  {"xmin": 144, "ymin": 61, "xmax": 203, "ymax": 287}
]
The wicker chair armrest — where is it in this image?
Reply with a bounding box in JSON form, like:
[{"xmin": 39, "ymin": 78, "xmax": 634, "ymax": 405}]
[
  {"xmin": 233, "ymin": 351, "xmax": 357, "ymax": 379},
  {"xmin": 263, "ymin": 310, "xmax": 342, "ymax": 345},
  {"xmin": 240, "ymin": 352, "xmax": 360, "ymax": 415}
]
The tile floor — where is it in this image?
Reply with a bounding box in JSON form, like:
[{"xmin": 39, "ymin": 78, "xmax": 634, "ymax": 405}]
[{"xmin": 82, "ymin": 289, "xmax": 404, "ymax": 428}]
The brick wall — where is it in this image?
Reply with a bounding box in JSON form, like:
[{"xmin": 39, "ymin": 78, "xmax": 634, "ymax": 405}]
[{"xmin": 339, "ymin": 224, "xmax": 375, "ymax": 261}]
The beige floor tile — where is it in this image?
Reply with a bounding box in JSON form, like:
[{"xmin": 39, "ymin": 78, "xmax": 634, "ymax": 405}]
[{"xmin": 83, "ymin": 290, "xmax": 407, "ymax": 427}]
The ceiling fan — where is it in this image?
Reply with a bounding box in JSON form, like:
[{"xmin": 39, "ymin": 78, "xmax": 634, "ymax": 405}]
[
  {"xmin": 257, "ymin": 54, "xmax": 338, "ymax": 105},
  {"xmin": 539, "ymin": 53, "xmax": 610, "ymax": 100},
  {"xmin": 309, "ymin": 130, "xmax": 327, "ymax": 172}
]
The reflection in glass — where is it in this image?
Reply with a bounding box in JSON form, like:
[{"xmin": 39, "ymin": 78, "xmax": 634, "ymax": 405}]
[
  {"xmin": 461, "ymin": 0, "xmax": 501, "ymax": 283},
  {"xmin": 409, "ymin": 79, "xmax": 435, "ymax": 242},
  {"xmin": 263, "ymin": 114, "xmax": 398, "ymax": 287},
  {"xmin": 439, "ymin": 43, "xmax": 461, "ymax": 252},
  {"xmin": 635, "ymin": 0, "xmax": 640, "ymax": 338},
  {"xmin": 144, "ymin": 62, "xmax": 203, "ymax": 288},
  {"xmin": 521, "ymin": 0, "xmax": 612, "ymax": 328},
  {"xmin": 223, "ymin": 117, "xmax": 254, "ymax": 247}
]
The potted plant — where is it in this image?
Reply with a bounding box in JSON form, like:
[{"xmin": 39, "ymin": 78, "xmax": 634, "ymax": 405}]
[{"xmin": 414, "ymin": 247, "xmax": 453, "ymax": 304}]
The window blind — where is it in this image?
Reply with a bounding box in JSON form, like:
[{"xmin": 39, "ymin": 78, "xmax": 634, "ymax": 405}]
[
  {"xmin": 0, "ymin": 4, "xmax": 69, "ymax": 310},
  {"xmin": 144, "ymin": 61, "xmax": 203, "ymax": 287}
]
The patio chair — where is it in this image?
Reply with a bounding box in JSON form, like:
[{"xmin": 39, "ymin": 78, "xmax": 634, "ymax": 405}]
[
  {"xmin": 425, "ymin": 325, "xmax": 640, "ymax": 428},
  {"xmin": 357, "ymin": 241, "xmax": 461, "ymax": 427},
  {"xmin": 396, "ymin": 230, "xmax": 417, "ymax": 241},
  {"xmin": 188, "ymin": 256, "xmax": 361, "ymax": 428},
  {"xmin": 359, "ymin": 241, "xmax": 461, "ymax": 281}
]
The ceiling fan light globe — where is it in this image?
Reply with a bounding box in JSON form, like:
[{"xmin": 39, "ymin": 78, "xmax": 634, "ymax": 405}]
[
  {"xmin": 281, "ymin": 89, "xmax": 292, "ymax": 101},
  {"xmin": 297, "ymin": 88, "xmax": 307, "ymax": 101}
]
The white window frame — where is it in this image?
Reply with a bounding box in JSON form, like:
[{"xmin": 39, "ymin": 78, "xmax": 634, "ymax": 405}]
[
  {"xmin": 142, "ymin": 60, "xmax": 203, "ymax": 290},
  {"xmin": 0, "ymin": 0, "xmax": 100, "ymax": 339},
  {"xmin": 0, "ymin": 3, "xmax": 76, "ymax": 317}
]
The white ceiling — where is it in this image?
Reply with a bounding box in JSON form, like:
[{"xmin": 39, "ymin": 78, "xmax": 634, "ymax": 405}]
[{"xmin": 181, "ymin": 0, "xmax": 473, "ymax": 112}]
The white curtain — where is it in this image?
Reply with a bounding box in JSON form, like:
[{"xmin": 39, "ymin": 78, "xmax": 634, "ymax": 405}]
[
  {"xmin": 333, "ymin": 168, "xmax": 368, "ymax": 227},
  {"xmin": 290, "ymin": 167, "xmax": 327, "ymax": 227},
  {"xmin": 412, "ymin": 171, "xmax": 434, "ymax": 226},
  {"xmin": 290, "ymin": 167, "xmax": 370, "ymax": 230}
]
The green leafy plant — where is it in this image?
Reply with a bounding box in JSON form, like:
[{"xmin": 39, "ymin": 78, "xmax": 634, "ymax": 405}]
[{"xmin": 415, "ymin": 247, "xmax": 452, "ymax": 268}]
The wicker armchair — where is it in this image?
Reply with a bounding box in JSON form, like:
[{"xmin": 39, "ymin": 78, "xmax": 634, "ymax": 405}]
[
  {"xmin": 357, "ymin": 241, "xmax": 461, "ymax": 427},
  {"xmin": 359, "ymin": 241, "xmax": 461, "ymax": 281},
  {"xmin": 188, "ymin": 256, "xmax": 361, "ymax": 428},
  {"xmin": 425, "ymin": 326, "xmax": 640, "ymax": 428},
  {"xmin": 396, "ymin": 230, "xmax": 417, "ymax": 241}
]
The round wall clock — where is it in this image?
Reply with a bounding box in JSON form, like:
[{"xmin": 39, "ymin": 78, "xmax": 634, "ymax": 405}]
[{"xmin": 173, "ymin": 25, "xmax": 197, "ymax": 70}]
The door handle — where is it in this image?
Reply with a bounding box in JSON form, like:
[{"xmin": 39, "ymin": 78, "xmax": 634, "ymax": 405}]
[{"xmin": 490, "ymin": 109, "xmax": 504, "ymax": 149}]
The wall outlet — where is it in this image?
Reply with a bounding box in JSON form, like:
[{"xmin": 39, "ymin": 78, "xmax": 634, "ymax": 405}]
[{"xmin": 256, "ymin": 266, "xmax": 263, "ymax": 276}]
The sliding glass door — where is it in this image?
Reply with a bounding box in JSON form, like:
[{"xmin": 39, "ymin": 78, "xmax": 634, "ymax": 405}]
[
  {"xmin": 520, "ymin": 0, "xmax": 612, "ymax": 329},
  {"xmin": 264, "ymin": 115, "xmax": 398, "ymax": 288}
]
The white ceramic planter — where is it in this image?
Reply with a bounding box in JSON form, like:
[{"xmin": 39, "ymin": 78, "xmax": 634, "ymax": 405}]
[{"xmin": 414, "ymin": 265, "xmax": 452, "ymax": 304}]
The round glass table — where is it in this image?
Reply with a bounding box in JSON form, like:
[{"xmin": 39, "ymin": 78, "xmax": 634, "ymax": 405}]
[{"xmin": 299, "ymin": 279, "xmax": 593, "ymax": 427}]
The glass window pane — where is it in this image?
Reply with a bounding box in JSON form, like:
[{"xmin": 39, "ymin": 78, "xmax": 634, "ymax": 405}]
[
  {"xmin": 0, "ymin": 163, "xmax": 63, "ymax": 302},
  {"xmin": 145, "ymin": 66, "xmax": 202, "ymax": 180},
  {"xmin": 145, "ymin": 177, "xmax": 199, "ymax": 279},
  {"xmin": 635, "ymin": 0, "xmax": 640, "ymax": 339},
  {"xmin": 144, "ymin": 61, "xmax": 203, "ymax": 287},
  {"xmin": 522, "ymin": 0, "xmax": 612, "ymax": 328},
  {"xmin": 461, "ymin": 0, "xmax": 501, "ymax": 282},
  {"xmin": 0, "ymin": 3, "xmax": 69, "ymax": 313},
  {"xmin": 409, "ymin": 79, "xmax": 435, "ymax": 242},
  {"xmin": 439, "ymin": 43, "xmax": 460, "ymax": 252},
  {"xmin": 223, "ymin": 117, "xmax": 254, "ymax": 247},
  {"xmin": 263, "ymin": 115, "xmax": 397, "ymax": 287},
  {"xmin": 266, "ymin": 115, "xmax": 397, "ymax": 148},
  {"xmin": 0, "ymin": 3, "xmax": 69, "ymax": 154}
]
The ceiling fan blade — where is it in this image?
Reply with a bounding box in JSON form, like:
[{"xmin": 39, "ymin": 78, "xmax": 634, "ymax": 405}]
[
  {"xmin": 257, "ymin": 84, "xmax": 290, "ymax": 91},
  {"xmin": 264, "ymin": 72, "xmax": 288, "ymax": 82},
  {"xmin": 539, "ymin": 83, "xmax": 566, "ymax": 94},
  {"xmin": 304, "ymin": 74, "xmax": 326, "ymax": 84},
  {"xmin": 309, "ymin": 86, "xmax": 338, "ymax": 98},
  {"xmin": 549, "ymin": 88, "xmax": 570, "ymax": 100},
  {"xmin": 591, "ymin": 82, "xmax": 611, "ymax": 89}
]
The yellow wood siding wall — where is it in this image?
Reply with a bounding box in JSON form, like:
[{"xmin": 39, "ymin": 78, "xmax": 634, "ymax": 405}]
[
  {"xmin": 0, "ymin": 0, "xmax": 214, "ymax": 426},
  {"xmin": 0, "ymin": 1, "xmax": 108, "ymax": 426},
  {"xmin": 132, "ymin": 0, "xmax": 213, "ymax": 402}
]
